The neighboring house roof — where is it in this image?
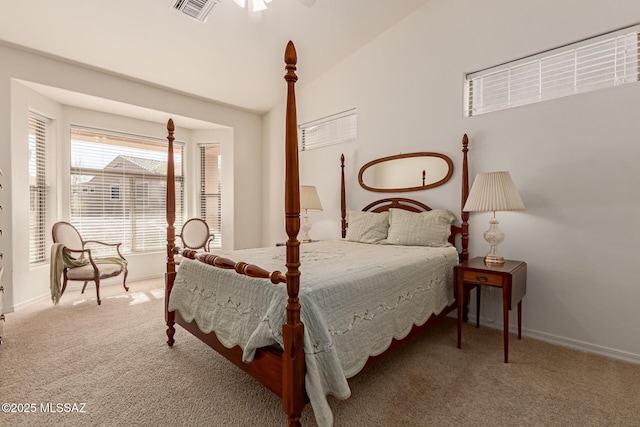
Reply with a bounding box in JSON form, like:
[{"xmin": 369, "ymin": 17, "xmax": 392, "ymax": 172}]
[
  {"xmin": 77, "ymin": 155, "xmax": 168, "ymax": 185},
  {"xmin": 104, "ymin": 155, "xmax": 167, "ymax": 175}
]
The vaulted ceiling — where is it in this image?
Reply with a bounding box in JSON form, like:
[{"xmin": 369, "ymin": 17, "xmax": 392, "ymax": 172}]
[{"xmin": 0, "ymin": 0, "xmax": 430, "ymax": 114}]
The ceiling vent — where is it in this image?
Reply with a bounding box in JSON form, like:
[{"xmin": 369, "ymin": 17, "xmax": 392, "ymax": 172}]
[{"xmin": 171, "ymin": 0, "xmax": 220, "ymax": 22}]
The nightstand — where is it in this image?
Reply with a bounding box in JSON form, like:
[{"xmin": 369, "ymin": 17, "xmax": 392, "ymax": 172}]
[{"xmin": 456, "ymin": 257, "xmax": 527, "ymax": 363}]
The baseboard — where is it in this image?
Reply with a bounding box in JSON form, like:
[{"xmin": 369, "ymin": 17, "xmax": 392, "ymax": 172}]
[
  {"xmin": 12, "ymin": 293, "xmax": 48, "ymax": 311},
  {"xmin": 450, "ymin": 310, "xmax": 640, "ymax": 365},
  {"xmin": 11, "ymin": 274, "xmax": 164, "ymax": 312},
  {"xmin": 519, "ymin": 327, "xmax": 640, "ymax": 365}
]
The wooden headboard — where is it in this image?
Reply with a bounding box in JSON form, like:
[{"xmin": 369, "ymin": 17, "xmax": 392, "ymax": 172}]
[{"xmin": 340, "ymin": 134, "xmax": 470, "ymax": 262}]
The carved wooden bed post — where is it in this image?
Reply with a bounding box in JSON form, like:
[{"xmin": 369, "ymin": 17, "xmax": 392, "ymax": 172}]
[
  {"xmin": 460, "ymin": 134, "xmax": 470, "ymax": 263},
  {"xmin": 460, "ymin": 133, "xmax": 470, "ymax": 323},
  {"xmin": 340, "ymin": 154, "xmax": 347, "ymax": 238},
  {"xmin": 165, "ymin": 118, "xmax": 176, "ymax": 346},
  {"xmin": 282, "ymin": 40, "xmax": 305, "ymax": 427}
]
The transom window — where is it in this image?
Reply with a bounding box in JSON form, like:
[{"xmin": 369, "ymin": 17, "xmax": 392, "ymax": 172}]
[
  {"xmin": 465, "ymin": 25, "xmax": 640, "ymax": 116},
  {"xmin": 299, "ymin": 108, "xmax": 357, "ymax": 151}
]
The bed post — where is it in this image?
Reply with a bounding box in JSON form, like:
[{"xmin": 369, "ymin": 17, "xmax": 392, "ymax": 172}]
[
  {"xmin": 165, "ymin": 118, "xmax": 176, "ymax": 346},
  {"xmin": 282, "ymin": 41, "xmax": 305, "ymax": 427},
  {"xmin": 460, "ymin": 134, "xmax": 470, "ymax": 263},
  {"xmin": 340, "ymin": 154, "xmax": 347, "ymax": 238}
]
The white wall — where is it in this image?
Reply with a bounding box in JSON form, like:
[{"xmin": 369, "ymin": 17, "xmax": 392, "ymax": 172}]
[
  {"xmin": 263, "ymin": 0, "xmax": 640, "ymax": 362},
  {"xmin": 0, "ymin": 43, "xmax": 264, "ymax": 310}
]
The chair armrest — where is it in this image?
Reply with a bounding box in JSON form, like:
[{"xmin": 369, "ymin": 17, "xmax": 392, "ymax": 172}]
[
  {"xmin": 206, "ymin": 234, "xmax": 215, "ymax": 252},
  {"xmin": 62, "ymin": 247, "xmax": 99, "ymax": 270},
  {"xmin": 63, "ymin": 246, "xmax": 91, "ymax": 260},
  {"xmin": 62, "ymin": 247, "xmax": 90, "ymax": 256},
  {"xmin": 83, "ymin": 240, "xmax": 126, "ymax": 260},
  {"xmin": 84, "ymin": 240, "xmax": 121, "ymax": 248}
]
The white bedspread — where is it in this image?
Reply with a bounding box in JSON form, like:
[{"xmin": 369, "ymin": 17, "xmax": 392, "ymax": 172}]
[{"xmin": 168, "ymin": 240, "xmax": 458, "ymax": 426}]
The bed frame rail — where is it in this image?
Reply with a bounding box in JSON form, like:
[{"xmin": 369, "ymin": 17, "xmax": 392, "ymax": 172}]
[{"xmin": 175, "ymin": 248, "xmax": 287, "ymax": 284}]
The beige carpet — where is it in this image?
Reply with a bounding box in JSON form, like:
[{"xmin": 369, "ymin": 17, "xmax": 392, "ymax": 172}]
[{"xmin": 1, "ymin": 278, "xmax": 639, "ymax": 426}]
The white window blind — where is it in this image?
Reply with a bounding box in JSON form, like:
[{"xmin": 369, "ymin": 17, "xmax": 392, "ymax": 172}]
[
  {"xmin": 29, "ymin": 113, "xmax": 49, "ymax": 264},
  {"xmin": 299, "ymin": 108, "xmax": 357, "ymax": 151},
  {"xmin": 199, "ymin": 144, "xmax": 221, "ymax": 249},
  {"xmin": 70, "ymin": 127, "xmax": 184, "ymax": 255},
  {"xmin": 465, "ymin": 25, "xmax": 640, "ymax": 116}
]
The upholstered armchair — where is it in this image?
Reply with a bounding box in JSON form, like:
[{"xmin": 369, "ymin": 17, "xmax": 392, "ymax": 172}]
[
  {"xmin": 51, "ymin": 221, "xmax": 128, "ymax": 305},
  {"xmin": 177, "ymin": 218, "xmax": 215, "ymax": 252}
]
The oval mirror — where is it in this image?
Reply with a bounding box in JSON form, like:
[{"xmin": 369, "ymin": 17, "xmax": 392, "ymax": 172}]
[{"xmin": 358, "ymin": 152, "xmax": 454, "ymax": 193}]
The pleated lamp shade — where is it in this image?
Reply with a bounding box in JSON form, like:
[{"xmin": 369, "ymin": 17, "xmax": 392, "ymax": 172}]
[
  {"xmin": 300, "ymin": 185, "xmax": 323, "ymax": 212},
  {"xmin": 463, "ymin": 172, "xmax": 525, "ymax": 213}
]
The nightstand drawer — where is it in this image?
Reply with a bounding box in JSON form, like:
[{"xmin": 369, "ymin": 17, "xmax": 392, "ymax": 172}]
[{"xmin": 462, "ymin": 270, "xmax": 503, "ymax": 286}]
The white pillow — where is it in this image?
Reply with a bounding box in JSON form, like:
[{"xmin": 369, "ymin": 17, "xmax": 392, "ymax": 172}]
[
  {"xmin": 345, "ymin": 211, "xmax": 390, "ymax": 244},
  {"xmin": 384, "ymin": 208, "xmax": 456, "ymax": 247}
]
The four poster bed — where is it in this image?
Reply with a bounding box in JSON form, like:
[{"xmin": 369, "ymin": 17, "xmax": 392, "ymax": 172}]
[{"xmin": 164, "ymin": 41, "xmax": 470, "ymax": 426}]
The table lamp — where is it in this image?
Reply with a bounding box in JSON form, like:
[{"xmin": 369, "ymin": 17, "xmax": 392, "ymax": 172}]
[
  {"xmin": 463, "ymin": 171, "xmax": 525, "ymax": 265},
  {"xmin": 300, "ymin": 185, "xmax": 323, "ymax": 242}
]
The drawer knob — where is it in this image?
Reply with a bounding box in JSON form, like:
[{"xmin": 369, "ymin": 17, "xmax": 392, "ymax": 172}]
[{"xmin": 477, "ymin": 275, "xmax": 488, "ymax": 282}]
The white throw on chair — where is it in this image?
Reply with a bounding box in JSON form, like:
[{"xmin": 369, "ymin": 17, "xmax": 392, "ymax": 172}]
[
  {"xmin": 50, "ymin": 221, "xmax": 128, "ymax": 305},
  {"xmin": 177, "ymin": 218, "xmax": 215, "ymax": 252}
]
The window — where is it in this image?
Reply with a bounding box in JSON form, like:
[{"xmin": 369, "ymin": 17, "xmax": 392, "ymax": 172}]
[
  {"xmin": 199, "ymin": 144, "xmax": 221, "ymax": 248},
  {"xmin": 29, "ymin": 113, "xmax": 49, "ymax": 264},
  {"xmin": 465, "ymin": 25, "xmax": 640, "ymax": 116},
  {"xmin": 70, "ymin": 127, "xmax": 184, "ymax": 254},
  {"xmin": 299, "ymin": 108, "xmax": 357, "ymax": 151},
  {"xmin": 110, "ymin": 185, "xmax": 120, "ymax": 200}
]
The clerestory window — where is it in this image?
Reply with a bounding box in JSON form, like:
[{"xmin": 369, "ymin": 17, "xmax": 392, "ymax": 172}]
[{"xmin": 465, "ymin": 25, "xmax": 640, "ymax": 116}]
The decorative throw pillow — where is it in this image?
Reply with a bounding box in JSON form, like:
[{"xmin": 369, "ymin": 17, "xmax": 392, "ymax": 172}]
[
  {"xmin": 345, "ymin": 211, "xmax": 390, "ymax": 244},
  {"xmin": 385, "ymin": 208, "xmax": 456, "ymax": 247}
]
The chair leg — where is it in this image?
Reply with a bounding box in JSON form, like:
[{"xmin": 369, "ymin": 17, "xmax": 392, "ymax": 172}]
[
  {"xmin": 95, "ymin": 279, "xmax": 101, "ymax": 305},
  {"xmin": 122, "ymin": 270, "xmax": 129, "ymax": 292},
  {"xmin": 81, "ymin": 281, "xmax": 88, "ymax": 294},
  {"xmin": 61, "ymin": 276, "xmax": 69, "ymax": 296}
]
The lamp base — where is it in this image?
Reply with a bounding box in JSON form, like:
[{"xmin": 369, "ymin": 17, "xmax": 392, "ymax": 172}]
[
  {"xmin": 484, "ymin": 253, "xmax": 505, "ymax": 266},
  {"xmin": 483, "ymin": 215, "xmax": 506, "ymax": 266},
  {"xmin": 301, "ymin": 211, "xmax": 312, "ymax": 243}
]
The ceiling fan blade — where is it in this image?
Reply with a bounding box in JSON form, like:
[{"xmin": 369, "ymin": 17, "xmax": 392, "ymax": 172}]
[{"xmin": 297, "ymin": 0, "xmax": 316, "ymax": 7}]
